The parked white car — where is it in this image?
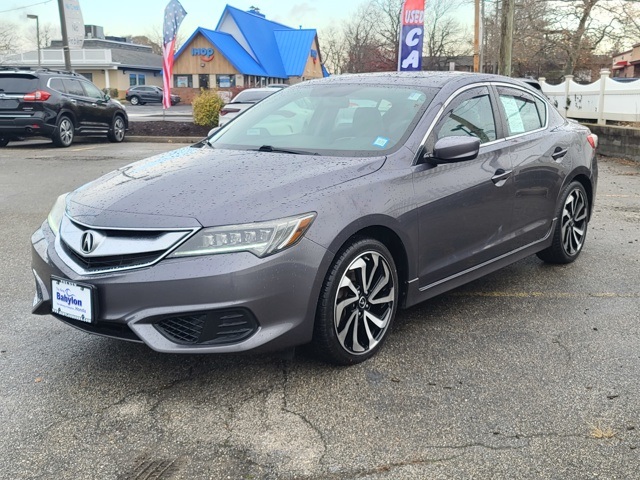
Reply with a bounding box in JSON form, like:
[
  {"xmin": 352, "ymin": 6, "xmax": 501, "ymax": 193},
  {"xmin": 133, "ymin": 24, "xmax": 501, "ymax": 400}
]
[{"xmin": 218, "ymin": 88, "xmax": 277, "ymax": 127}]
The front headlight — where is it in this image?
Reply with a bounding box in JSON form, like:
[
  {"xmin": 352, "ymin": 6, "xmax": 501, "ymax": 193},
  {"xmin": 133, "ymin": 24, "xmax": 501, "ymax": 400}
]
[
  {"xmin": 170, "ymin": 213, "xmax": 316, "ymax": 259},
  {"xmin": 47, "ymin": 193, "xmax": 69, "ymax": 236}
]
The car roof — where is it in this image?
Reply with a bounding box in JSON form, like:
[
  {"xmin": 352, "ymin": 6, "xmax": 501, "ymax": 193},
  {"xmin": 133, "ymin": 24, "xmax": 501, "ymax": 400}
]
[
  {"xmin": 0, "ymin": 67, "xmax": 80, "ymax": 77},
  {"xmin": 302, "ymin": 71, "xmax": 535, "ymax": 90}
]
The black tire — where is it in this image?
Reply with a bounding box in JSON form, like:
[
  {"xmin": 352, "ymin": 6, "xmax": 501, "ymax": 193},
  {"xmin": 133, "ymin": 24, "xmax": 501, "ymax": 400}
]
[
  {"xmin": 537, "ymin": 181, "xmax": 589, "ymax": 264},
  {"xmin": 107, "ymin": 115, "xmax": 126, "ymax": 143},
  {"xmin": 129, "ymin": 96, "xmax": 140, "ymax": 105},
  {"xmin": 52, "ymin": 116, "xmax": 74, "ymax": 147},
  {"xmin": 313, "ymin": 238, "xmax": 398, "ymax": 365},
  {"xmin": 0, "ymin": 137, "xmax": 9, "ymax": 147}
]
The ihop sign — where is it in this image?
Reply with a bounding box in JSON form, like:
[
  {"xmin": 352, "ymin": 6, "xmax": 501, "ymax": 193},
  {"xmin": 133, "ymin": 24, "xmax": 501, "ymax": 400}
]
[
  {"xmin": 192, "ymin": 47, "xmax": 215, "ymax": 62},
  {"xmin": 398, "ymin": 0, "xmax": 425, "ymax": 71}
]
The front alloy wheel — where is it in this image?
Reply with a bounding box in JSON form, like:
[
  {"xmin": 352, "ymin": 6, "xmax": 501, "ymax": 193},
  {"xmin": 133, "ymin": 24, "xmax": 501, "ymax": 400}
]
[
  {"xmin": 108, "ymin": 116, "xmax": 126, "ymax": 142},
  {"xmin": 314, "ymin": 239, "xmax": 398, "ymax": 365}
]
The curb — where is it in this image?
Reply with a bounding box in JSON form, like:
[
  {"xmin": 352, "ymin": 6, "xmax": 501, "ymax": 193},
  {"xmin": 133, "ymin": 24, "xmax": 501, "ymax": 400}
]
[{"xmin": 125, "ymin": 136, "xmax": 203, "ymax": 144}]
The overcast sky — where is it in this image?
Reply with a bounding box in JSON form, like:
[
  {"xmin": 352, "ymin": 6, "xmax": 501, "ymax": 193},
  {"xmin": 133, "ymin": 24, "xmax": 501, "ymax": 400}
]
[{"xmin": 3, "ymin": 0, "xmax": 472, "ymax": 51}]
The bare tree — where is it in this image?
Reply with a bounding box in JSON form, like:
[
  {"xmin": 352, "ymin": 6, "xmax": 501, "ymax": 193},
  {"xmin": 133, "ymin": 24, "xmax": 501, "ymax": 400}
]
[
  {"xmin": 373, "ymin": 0, "xmax": 402, "ymax": 69},
  {"xmin": 0, "ymin": 22, "xmax": 17, "ymax": 58},
  {"xmin": 130, "ymin": 35, "xmax": 163, "ymax": 55},
  {"xmin": 319, "ymin": 26, "xmax": 349, "ymax": 74},
  {"xmin": 342, "ymin": 2, "xmax": 389, "ymax": 73},
  {"xmin": 545, "ymin": 0, "xmax": 623, "ymax": 75},
  {"xmin": 423, "ymin": 0, "xmax": 472, "ymax": 69}
]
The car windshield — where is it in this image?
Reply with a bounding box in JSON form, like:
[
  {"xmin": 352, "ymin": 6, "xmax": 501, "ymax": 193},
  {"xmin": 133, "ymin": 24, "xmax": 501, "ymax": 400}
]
[
  {"xmin": 210, "ymin": 83, "xmax": 437, "ymax": 156},
  {"xmin": 231, "ymin": 89, "xmax": 275, "ymax": 104}
]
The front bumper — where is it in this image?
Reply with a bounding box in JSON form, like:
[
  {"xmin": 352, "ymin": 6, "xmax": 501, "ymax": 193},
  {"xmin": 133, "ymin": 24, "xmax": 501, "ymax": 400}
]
[{"xmin": 31, "ymin": 222, "xmax": 330, "ymax": 353}]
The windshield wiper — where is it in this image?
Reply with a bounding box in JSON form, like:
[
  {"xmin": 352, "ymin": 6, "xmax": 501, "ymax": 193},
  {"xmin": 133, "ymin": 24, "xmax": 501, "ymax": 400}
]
[{"xmin": 253, "ymin": 145, "xmax": 319, "ymax": 156}]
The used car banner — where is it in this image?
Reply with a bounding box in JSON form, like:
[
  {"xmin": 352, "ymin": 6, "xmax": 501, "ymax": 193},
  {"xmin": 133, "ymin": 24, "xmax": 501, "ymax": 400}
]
[{"xmin": 398, "ymin": 0, "xmax": 425, "ymax": 71}]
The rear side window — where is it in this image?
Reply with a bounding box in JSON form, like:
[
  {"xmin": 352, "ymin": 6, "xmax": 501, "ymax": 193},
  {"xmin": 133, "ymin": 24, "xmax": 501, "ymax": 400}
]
[
  {"xmin": 49, "ymin": 78, "xmax": 66, "ymax": 93},
  {"xmin": 63, "ymin": 79, "xmax": 85, "ymax": 96},
  {"xmin": 0, "ymin": 75, "xmax": 39, "ymax": 94},
  {"xmin": 497, "ymin": 87, "xmax": 547, "ymax": 136}
]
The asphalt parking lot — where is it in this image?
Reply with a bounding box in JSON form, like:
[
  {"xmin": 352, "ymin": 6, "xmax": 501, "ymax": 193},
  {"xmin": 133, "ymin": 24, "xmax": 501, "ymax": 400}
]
[{"xmin": 0, "ymin": 140, "xmax": 638, "ymax": 479}]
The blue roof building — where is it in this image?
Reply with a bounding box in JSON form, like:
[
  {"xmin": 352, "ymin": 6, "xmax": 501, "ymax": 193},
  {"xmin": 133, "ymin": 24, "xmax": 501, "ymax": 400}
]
[{"xmin": 172, "ymin": 5, "xmax": 327, "ymax": 94}]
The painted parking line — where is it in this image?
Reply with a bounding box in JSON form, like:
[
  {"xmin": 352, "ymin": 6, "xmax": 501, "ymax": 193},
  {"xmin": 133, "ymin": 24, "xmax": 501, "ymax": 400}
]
[
  {"xmin": 68, "ymin": 145, "xmax": 103, "ymax": 152},
  {"xmin": 447, "ymin": 291, "xmax": 640, "ymax": 299}
]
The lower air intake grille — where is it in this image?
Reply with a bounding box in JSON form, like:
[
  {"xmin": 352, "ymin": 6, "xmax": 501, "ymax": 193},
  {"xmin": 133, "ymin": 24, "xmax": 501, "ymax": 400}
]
[{"xmin": 155, "ymin": 309, "xmax": 258, "ymax": 346}]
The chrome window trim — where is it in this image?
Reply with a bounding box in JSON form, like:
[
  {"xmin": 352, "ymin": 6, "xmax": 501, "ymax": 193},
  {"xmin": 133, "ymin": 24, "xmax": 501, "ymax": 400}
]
[
  {"xmin": 419, "ymin": 81, "xmax": 550, "ymax": 152},
  {"xmin": 55, "ymin": 214, "xmax": 201, "ymax": 276}
]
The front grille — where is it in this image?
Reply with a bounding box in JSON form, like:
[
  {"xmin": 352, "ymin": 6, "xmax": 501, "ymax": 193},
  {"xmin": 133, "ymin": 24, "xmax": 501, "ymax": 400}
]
[
  {"xmin": 155, "ymin": 309, "xmax": 259, "ymax": 346},
  {"xmin": 58, "ymin": 216, "xmax": 196, "ymax": 274},
  {"xmin": 155, "ymin": 315, "xmax": 205, "ymax": 344},
  {"xmin": 61, "ymin": 240, "xmax": 163, "ymax": 271}
]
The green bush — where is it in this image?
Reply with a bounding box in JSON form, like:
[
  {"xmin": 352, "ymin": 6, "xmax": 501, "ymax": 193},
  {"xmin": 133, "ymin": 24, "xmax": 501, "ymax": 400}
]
[
  {"xmin": 101, "ymin": 87, "xmax": 119, "ymax": 99},
  {"xmin": 192, "ymin": 88, "xmax": 225, "ymax": 127}
]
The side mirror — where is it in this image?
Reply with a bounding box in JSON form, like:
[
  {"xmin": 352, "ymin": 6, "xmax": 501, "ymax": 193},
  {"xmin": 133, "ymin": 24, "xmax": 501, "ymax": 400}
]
[
  {"xmin": 103, "ymin": 94, "xmax": 110, "ymax": 101},
  {"xmin": 207, "ymin": 126, "xmax": 221, "ymax": 137},
  {"xmin": 426, "ymin": 136, "xmax": 480, "ymax": 164}
]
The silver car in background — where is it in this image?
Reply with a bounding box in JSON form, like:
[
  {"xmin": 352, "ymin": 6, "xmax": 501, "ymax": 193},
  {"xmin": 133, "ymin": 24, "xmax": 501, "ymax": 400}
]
[
  {"xmin": 31, "ymin": 72, "xmax": 598, "ymax": 365},
  {"xmin": 218, "ymin": 87, "xmax": 277, "ymax": 127}
]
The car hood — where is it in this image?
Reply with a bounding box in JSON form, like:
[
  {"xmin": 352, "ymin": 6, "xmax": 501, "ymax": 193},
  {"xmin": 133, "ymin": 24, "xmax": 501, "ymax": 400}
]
[{"xmin": 67, "ymin": 146, "xmax": 385, "ymax": 229}]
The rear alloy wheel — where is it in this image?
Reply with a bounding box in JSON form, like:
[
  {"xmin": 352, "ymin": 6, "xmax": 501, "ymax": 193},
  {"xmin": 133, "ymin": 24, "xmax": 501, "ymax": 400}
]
[
  {"xmin": 0, "ymin": 137, "xmax": 9, "ymax": 147},
  {"xmin": 107, "ymin": 115, "xmax": 126, "ymax": 142},
  {"xmin": 537, "ymin": 181, "xmax": 589, "ymax": 264},
  {"xmin": 52, "ymin": 116, "xmax": 74, "ymax": 147},
  {"xmin": 314, "ymin": 238, "xmax": 398, "ymax": 365},
  {"xmin": 129, "ymin": 96, "xmax": 140, "ymax": 105}
]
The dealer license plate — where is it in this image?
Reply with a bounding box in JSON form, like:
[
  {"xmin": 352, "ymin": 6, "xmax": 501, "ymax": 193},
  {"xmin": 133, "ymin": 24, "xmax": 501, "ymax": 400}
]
[{"xmin": 51, "ymin": 277, "xmax": 94, "ymax": 323}]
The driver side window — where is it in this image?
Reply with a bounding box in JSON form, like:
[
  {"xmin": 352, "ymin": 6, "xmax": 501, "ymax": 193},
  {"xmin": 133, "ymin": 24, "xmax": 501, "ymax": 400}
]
[{"xmin": 435, "ymin": 88, "xmax": 496, "ymax": 144}]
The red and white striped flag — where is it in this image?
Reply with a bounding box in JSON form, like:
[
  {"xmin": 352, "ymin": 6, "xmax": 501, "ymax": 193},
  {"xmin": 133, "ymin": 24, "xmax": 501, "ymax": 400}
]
[{"xmin": 162, "ymin": 0, "xmax": 187, "ymax": 109}]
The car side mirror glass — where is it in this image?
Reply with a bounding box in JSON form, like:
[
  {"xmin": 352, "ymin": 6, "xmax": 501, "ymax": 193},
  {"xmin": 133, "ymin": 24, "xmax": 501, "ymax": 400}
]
[
  {"xmin": 104, "ymin": 94, "xmax": 110, "ymax": 101},
  {"xmin": 426, "ymin": 136, "xmax": 480, "ymax": 165},
  {"xmin": 208, "ymin": 126, "xmax": 221, "ymax": 137}
]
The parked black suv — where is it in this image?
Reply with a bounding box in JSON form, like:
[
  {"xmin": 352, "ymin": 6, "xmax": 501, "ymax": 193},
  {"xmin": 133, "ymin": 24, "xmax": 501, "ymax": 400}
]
[
  {"xmin": 125, "ymin": 85, "xmax": 180, "ymax": 106},
  {"xmin": 0, "ymin": 67, "xmax": 128, "ymax": 148}
]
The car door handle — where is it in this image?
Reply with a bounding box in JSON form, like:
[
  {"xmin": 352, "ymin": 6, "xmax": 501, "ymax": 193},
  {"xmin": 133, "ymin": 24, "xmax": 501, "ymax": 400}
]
[
  {"xmin": 491, "ymin": 168, "xmax": 512, "ymax": 185},
  {"xmin": 551, "ymin": 147, "xmax": 568, "ymax": 161}
]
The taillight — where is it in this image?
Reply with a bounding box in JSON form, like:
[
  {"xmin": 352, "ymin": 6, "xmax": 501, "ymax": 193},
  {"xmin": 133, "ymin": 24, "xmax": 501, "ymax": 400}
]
[
  {"xmin": 220, "ymin": 108, "xmax": 240, "ymax": 116},
  {"xmin": 587, "ymin": 133, "xmax": 598, "ymax": 149},
  {"xmin": 23, "ymin": 90, "xmax": 51, "ymax": 102}
]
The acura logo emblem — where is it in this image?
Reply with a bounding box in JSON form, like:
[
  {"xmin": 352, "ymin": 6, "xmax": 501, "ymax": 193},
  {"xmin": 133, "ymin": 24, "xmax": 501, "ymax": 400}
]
[{"xmin": 81, "ymin": 231, "xmax": 96, "ymax": 254}]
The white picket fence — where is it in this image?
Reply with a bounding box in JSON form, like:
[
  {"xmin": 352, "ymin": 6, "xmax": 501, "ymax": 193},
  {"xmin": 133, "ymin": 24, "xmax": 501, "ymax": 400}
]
[{"xmin": 540, "ymin": 69, "xmax": 640, "ymax": 124}]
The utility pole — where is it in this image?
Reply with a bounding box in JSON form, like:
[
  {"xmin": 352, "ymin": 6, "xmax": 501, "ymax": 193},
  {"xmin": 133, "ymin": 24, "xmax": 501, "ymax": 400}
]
[
  {"xmin": 57, "ymin": 0, "xmax": 72, "ymax": 71},
  {"xmin": 473, "ymin": 0, "xmax": 480, "ymax": 72},
  {"xmin": 498, "ymin": 0, "xmax": 514, "ymax": 76},
  {"xmin": 479, "ymin": 0, "xmax": 485, "ymax": 73}
]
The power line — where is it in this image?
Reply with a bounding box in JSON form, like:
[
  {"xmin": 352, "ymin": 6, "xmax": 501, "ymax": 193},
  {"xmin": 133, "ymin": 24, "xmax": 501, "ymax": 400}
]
[{"xmin": 0, "ymin": 0, "xmax": 53, "ymax": 15}]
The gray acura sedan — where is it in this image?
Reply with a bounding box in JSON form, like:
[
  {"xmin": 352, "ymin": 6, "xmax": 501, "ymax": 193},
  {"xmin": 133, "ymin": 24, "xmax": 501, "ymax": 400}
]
[{"xmin": 31, "ymin": 72, "xmax": 598, "ymax": 365}]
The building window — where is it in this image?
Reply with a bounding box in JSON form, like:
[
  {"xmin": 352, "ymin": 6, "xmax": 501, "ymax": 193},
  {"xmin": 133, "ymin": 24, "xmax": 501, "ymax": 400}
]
[
  {"xmin": 80, "ymin": 72, "xmax": 93, "ymax": 82},
  {"xmin": 216, "ymin": 74, "xmax": 236, "ymax": 88},
  {"xmin": 129, "ymin": 73, "xmax": 146, "ymax": 86},
  {"xmin": 174, "ymin": 74, "xmax": 193, "ymax": 88},
  {"xmin": 199, "ymin": 74, "xmax": 210, "ymax": 89}
]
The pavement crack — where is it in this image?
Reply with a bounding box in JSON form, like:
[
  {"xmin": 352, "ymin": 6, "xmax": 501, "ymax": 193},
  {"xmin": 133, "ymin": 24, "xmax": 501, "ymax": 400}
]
[{"xmin": 280, "ymin": 359, "xmax": 328, "ymax": 467}]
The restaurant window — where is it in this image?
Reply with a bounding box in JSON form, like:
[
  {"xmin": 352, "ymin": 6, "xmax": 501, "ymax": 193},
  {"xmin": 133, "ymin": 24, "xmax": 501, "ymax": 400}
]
[
  {"xmin": 216, "ymin": 74, "xmax": 236, "ymax": 88},
  {"xmin": 174, "ymin": 74, "xmax": 193, "ymax": 88}
]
